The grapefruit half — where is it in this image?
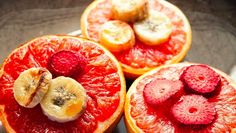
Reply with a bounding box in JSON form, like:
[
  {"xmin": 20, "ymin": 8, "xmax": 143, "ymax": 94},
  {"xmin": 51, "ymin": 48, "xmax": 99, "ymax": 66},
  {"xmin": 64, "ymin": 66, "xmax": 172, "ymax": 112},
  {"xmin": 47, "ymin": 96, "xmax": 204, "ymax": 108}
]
[
  {"xmin": 125, "ymin": 63, "xmax": 236, "ymax": 132},
  {"xmin": 81, "ymin": 0, "xmax": 192, "ymax": 78},
  {"xmin": 0, "ymin": 35, "xmax": 126, "ymax": 133}
]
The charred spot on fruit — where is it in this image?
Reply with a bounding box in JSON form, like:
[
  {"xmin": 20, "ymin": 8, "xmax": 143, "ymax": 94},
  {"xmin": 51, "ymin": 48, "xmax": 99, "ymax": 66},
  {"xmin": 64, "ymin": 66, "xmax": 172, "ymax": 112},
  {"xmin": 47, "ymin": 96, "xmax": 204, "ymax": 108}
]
[
  {"xmin": 25, "ymin": 69, "xmax": 48, "ymax": 92},
  {"xmin": 30, "ymin": 68, "xmax": 45, "ymax": 78},
  {"xmin": 24, "ymin": 79, "xmax": 36, "ymax": 92},
  {"xmin": 37, "ymin": 73, "xmax": 47, "ymax": 88},
  {"xmin": 26, "ymin": 74, "xmax": 47, "ymax": 106},
  {"xmin": 38, "ymin": 69, "xmax": 45, "ymax": 75}
]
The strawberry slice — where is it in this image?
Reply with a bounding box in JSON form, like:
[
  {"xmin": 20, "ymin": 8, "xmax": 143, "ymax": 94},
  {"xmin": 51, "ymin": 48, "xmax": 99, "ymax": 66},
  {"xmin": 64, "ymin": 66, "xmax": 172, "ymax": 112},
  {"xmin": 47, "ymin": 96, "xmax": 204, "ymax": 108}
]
[
  {"xmin": 181, "ymin": 65, "xmax": 220, "ymax": 94},
  {"xmin": 143, "ymin": 79, "xmax": 184, "ymax": 107},
  {"xmin": 171, "ymin": 94, "xmax": 216, "ymax": 125},
  {"xmin": 48, "ymin": 50, "xmax": 81, "ymax": 77}
]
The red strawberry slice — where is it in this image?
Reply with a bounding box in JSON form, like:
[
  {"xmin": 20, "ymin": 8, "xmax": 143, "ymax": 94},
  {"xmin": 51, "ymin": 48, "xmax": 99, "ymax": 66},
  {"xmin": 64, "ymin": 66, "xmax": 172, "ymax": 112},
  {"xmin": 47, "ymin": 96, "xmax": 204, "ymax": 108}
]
[
  {"xmin": 181, "ymin": 65, "xmax": 220, "ymax": 94},
  {"xmin": 171, "ymin": 94, "xmax": 216, "ymax": 125},
  {"xmin": 143, "ymin": 79, "xmax": 184, "ymax": 107},
  {"xmin": 48, "ymin": 50, "xmax": 81, "ymax": 77}
]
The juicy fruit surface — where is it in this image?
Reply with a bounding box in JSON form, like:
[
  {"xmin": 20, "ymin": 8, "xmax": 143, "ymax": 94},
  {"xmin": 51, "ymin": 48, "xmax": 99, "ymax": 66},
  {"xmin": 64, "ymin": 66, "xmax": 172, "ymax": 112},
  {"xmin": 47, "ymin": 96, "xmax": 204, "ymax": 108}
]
[
  {"xmin": 171, "ymin": 95, "xmax": 216, "ymax": 125},
  {"xmin": 181, "ymin": 65, "xmax": 220, "ymax": 94},
  {"xmin": 85, "ymin": 0, "xmax": 187, "ymax": 68},
  {"xmin": 143, "ymin": 79, "xmax": 183, "ymax": 107},
  {"xmin": 0, "ymin": 36, "xmax": 121, "ymax": 132},
  {"xmin": 128, "ymin": 64, "xmax": 236, "ymax": 132}
]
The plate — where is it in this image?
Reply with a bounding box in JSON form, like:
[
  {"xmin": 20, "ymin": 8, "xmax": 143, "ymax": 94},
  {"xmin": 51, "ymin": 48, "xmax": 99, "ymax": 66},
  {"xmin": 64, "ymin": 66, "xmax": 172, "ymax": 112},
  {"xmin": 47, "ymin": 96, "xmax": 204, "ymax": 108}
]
[{"xmin": 0, "ymin": 0, "xmax": 236, "ymax": 132}]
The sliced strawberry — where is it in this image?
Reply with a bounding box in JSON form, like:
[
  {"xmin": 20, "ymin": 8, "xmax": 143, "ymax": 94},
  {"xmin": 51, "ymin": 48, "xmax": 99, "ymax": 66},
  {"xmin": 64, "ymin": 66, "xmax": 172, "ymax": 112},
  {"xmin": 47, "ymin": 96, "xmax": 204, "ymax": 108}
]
[
  {"xmin": 48, "ymin": 50, "xmax": 81, "ymax": 77},
  {"xmin": 181, "ymin": 65, "xmax": 220, "ymax": 94},
  {"xmin": 171, "ymin": 94, "xmax": 216, "ymax": 125},
  {"xmin": 143, "ymin": 79, "xmax": 184, "ymax": 107}
]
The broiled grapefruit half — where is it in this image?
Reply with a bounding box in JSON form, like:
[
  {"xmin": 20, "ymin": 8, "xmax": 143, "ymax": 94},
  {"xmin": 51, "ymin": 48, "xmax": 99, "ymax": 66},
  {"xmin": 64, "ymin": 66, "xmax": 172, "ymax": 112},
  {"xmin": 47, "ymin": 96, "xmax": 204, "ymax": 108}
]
[
  {"xmin": 81, "ymin": 0, "xmax": 192, "ymax": 78},
  {"xmin": 0, "ymin": 35, "xmax": 126, "ymax": 133},
  {"xmin": 125, "ymin": 63, "xmax": 236, "ymax": 132}
]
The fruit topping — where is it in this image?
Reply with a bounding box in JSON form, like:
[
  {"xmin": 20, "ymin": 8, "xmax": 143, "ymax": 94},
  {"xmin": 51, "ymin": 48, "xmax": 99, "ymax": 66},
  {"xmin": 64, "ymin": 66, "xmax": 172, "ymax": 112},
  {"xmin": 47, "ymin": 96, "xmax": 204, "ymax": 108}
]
[
  {"xmin": 111, "ymin": 0, "xmax": 148, "ymax": 22},
  {"xmin": 13, "ymin": 67, "xmax": 52, "ymax": 108},
  {"xmin": 171, "ymin": 94, "xmax": 216, "ymax": 125},
  {"xmin": 133, "ymin": 11, "xmax": 173, "ymax": 46},
  {"xmin": 40, "ymin": 76, "xmax": 87, "ymax": 123},
  {"xmin": 181, "ymin": 65, "xmax": 220, "ymax": 94},
  {"xmin": 99, "ymin": 20, "xmax": 135, "ymax": 52},
  {"xmin": 143, "ymin": 79, "xmax": 183, "ymax": 107},
  {"xmin": 48, "ymin": 50, "xmax": 81, "ymax": 77}
]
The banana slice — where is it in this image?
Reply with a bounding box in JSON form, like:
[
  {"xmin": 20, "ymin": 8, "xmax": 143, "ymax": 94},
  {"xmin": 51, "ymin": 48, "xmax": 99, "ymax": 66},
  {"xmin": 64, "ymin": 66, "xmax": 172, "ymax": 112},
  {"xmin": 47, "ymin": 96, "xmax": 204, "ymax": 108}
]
[
  {"xmin": 13, "ymin": 67, "xmax": 52, "ymax": 108},
  {"xmin": 111, "ymin": 0, "xmax": 148, "ymax": 22},
  {"xmin": 133, "ymin": 11, "xmax": 173, "ymax": 46},
  {"xmin": 40, "ymin": 76, "xmax": 87, "ymax": 123},
  {"xmin": 99, "ymin": 20, "xmax": 135, "ymax": 52}
]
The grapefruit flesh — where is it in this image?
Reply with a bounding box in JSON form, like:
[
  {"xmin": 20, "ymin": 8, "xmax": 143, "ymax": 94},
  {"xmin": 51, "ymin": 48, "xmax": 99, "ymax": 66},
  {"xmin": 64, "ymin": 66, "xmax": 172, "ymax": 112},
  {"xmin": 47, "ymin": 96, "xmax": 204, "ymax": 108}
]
[
  {"xmin": 125, "ymin": 63, "xmax": 236, "ymax": 132},
  {"xmin": 81, "ymin": 0, "xmax": 191, "ymax": 77},
  {"xmin": 0, "ymin": 35, "xmax": 125, "ymax": 132}
]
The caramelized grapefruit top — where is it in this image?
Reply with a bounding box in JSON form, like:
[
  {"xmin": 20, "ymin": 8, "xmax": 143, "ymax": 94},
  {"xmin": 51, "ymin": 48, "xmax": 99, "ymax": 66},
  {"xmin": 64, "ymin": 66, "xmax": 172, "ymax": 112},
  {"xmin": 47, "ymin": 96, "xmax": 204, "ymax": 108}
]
[{"xmin": 0, "ymin": 35, "xmax": 126, "ymax": 133}]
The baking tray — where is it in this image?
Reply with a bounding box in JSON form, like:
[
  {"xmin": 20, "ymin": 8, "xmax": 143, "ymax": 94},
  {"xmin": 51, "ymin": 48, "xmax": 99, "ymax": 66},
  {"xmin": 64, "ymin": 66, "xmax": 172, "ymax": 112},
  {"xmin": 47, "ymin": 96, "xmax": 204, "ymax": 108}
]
[{"xmin": 0, "ymin": 0, "xmax": 236, "ymax": 132}]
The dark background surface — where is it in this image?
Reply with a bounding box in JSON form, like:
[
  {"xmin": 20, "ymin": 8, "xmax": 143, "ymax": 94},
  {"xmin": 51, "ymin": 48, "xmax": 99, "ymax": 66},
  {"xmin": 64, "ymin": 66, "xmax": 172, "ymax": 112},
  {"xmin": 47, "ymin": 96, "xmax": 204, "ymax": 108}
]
[{"xmin": 0, "ymin": 0, "xmax": 236, "ymax": 132}]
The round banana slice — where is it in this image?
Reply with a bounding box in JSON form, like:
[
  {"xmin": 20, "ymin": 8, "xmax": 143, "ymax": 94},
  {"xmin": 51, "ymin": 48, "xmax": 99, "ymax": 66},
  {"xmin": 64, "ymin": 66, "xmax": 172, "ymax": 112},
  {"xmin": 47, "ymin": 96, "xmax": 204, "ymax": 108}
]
[
  {"xmin": 99, "ymin": 20, "xmax": 135, "ymax": 52},
  {"xmin": 111, "ymin": 0, "xmax": 148, "ymax": 22},
  {"xmin": 133, "ymin": 11, "xmax": 173, "ymax": 46},
  {"xmin": 40, "ymin": 76, "xmax": 87, "ymax": 123},
  {"xmin": 13, "ymin": 67, "xmax": 52, "ymax": 108}
]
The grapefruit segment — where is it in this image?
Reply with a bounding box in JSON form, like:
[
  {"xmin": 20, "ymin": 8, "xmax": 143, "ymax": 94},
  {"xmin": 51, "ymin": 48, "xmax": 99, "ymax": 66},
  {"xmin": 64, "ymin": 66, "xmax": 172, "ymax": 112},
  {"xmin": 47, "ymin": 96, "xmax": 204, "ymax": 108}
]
[
  {"xmin": 28, "ymin": 37, "xmax": 60, "ymax": 67},
  {"xmin": 125, "ymin": 63, "xmax": 236, "ymax": 132},
  {"xmin": 0, "ymin": 35, "xmax": 126, "ymax": 133},
  {"xmin": 0, "ymin": 71, "xmax": 14, "ymax": 92},
  {"xmin": 3, "ymin": 46, "xmax": 40, "ymax": 80}
]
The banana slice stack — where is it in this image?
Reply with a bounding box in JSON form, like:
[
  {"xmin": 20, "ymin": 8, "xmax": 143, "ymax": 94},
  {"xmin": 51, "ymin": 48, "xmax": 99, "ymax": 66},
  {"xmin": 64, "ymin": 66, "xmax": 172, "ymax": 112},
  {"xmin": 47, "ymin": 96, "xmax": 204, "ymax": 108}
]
[
  {"xmin": 13, "ymin": 68, "xmax": 87, "ymax": 123},
  {"xmin": 99, "ymin": 0, "xmax": 173, "ymax": 52}
]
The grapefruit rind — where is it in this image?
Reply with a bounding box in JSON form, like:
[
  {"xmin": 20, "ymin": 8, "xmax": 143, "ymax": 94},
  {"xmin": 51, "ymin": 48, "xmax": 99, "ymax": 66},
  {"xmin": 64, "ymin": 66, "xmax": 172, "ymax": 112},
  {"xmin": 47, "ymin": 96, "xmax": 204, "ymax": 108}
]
[
  {"xmin": 124, "ymin": 63, "xmax": 236, "ymax": 133},
  {"xmin": 81, "ymin": 0, "xmax": 192, "ymax": 79},
  {"xmin": 0, "ymin": 35, "xmax": 126, "ymax": 133}
]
